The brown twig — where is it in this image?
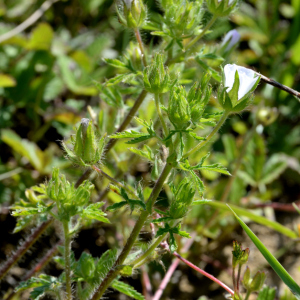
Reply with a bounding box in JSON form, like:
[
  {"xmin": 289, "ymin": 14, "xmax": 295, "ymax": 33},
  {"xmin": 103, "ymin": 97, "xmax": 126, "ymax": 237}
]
[
  {"xmin": 257, "ymin": 72, "xmax": 300, "ymax": 100},
  {"xmin": 0, "ymin": 219, "xmax": 53, "ymax": 281},
  {"xmin": 5, "ymin": 240, "xmax": 62, "ymax": 300}
]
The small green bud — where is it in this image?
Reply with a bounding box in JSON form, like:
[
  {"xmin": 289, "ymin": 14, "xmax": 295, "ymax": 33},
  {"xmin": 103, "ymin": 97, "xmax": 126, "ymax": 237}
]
[
  {"xmin": 116, "ymin": 0, "xmax": 147, "ymax": 29},
  {"xmin": 118, "ymin": 265, "xmax": 133, "ymax": 276},
  {"xmin": 207, "ymin": 0, "xmax": 238, "ymax": 17},
  {"xmin": 169, "ymin": 178, "xmax": 195, "ymax": 219},
  {"xmin": 250, "ymin": 271, "xmax": 266, "ymax": 292},
  {"xmin": 242, "ymin": 266, "xmax": 251, "ymax": 289},
  {"xmin": 125, "ymin": 42, "xmax": 143, "ymax": 71},
  {"xmin": 168, "ymin": 86, "xmax": 191, "ymax": 129},
  {"xmin": 143, "ymin": 53, "xmax": 171, "ymax": 94},
  {"xmin": 61, "ymin": 118, "xmax": 106, "ymax": 167},
  {"xmin": 187, "ymin": 74, "xmax": 212, "ymax": 124}
]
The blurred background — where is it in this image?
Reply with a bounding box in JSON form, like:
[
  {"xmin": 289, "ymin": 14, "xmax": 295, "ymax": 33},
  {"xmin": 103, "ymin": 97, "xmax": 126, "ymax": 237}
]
[{"xmin": 1, "ymin": 0, "xmax": 300, "ymax": 299}]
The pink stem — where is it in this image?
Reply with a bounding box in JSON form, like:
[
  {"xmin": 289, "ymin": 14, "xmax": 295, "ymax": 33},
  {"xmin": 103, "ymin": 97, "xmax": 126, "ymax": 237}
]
[
  {"xmin": 159, "ymin": 241, "xmax": 234, "ymax": 296},
  {"xmin": 141, "ymin": 266, "xmax": 153, "ymax": 300}
]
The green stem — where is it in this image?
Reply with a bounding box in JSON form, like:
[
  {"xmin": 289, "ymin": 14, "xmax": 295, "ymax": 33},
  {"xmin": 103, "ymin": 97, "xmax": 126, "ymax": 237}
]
[
  {"xmin": 92, "ymin": 165, "xmax": 137, "ymax": 199},
  {"xmin": 232, "ymin": 266, "xmax": 236, "ymax": 290},
  {"xmin": 132, "ymin": 233, "xmax": 168, "ymax": 269},
  {"xmin": 244, "ymin": 290, "xmax": 251, "ymax": 300},
  {"xmin": 134, "ymin": 28, "xmax": 147, "ymax": 67},
  {"xmin": 90, "ymin": 162, "xmax": 173, "ymax": 300},
  {"xmin": 63, "ymin": 221, "xmax": 72, "ymax": 300},
  {"xmin": 237, "ymin": 264, "xmax": 242, "ymax": 292},
  {"xmin": 167, "ymin": 15, "xmax": 217, "ymax": 65},
  {"xmin": 182, "ymin": 111, "xmax": 230, "ymax": 159},
  {"xmin": 155, "ymin": 93, "xmax": 168, "ymax": 137}
]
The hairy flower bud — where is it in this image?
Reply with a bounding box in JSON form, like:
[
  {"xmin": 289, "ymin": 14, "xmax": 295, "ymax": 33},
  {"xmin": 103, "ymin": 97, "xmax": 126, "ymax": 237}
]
[
  {"xmin": 168, "ymin": 86, "xmax": 191, "ymax": 129},
  {"xmin": 116, "ymin": 0, "xmax": 147, "ymax": 29},
  {"xmin": 62, "ymin": 118, "xmax": 106, "ymax": 167},
  {"xmin": 143, "ymin": 53, "xmax": 170, "ymax": 94},
  {"xmin": 207, "ymin": 0, "xmax": 238, "ymax": 17}
]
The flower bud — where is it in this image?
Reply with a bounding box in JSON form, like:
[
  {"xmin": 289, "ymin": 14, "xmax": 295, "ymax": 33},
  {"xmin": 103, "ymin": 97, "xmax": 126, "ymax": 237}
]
[
  {"xmin": 221, "ymin": 29, "xmax": 240, "ymax": 53},
  {"xmin": 125, "ymin": 42, "xmax": 143, "ymax": 71},
  {"xmin": 168, "ymin": 86, "xmax": 191, "ymax": 129},
  {"xmin": 169, "ymin": 178, "xmax": 195, "ymax": 219},
  {"xmin": 232, "ymin": 241, "xmax": 249, "ymax": 268},
  {"xmin": 25, "ymin": 189, "xmax": 39, "ymax": 204},
  {"xmin": 257, "ymin": 107, "xmax": 278, "ymax": 126},
  {"xmin": 62, "ymin": 118, "xmax": 106, "ymax": 167},
  {"xmin": 116, "ymin": 0, "xmax": 147, "ymax": 29},
  {"xmin": 250, "ymin": 271, "xmax": 266, "ymax": 292},
  {"xmin": 219, "ymin": 64, "xmax": 260, "ymax": 113},
  {"xmin": 143, "ymin": 53, "xmax": 170, "ymax": 94},
  {"xmin": 207, "ymin": 0, "xmax": 238, "ymax": 17},
  {"xmin": 242, "ymin": 266, "xmax": 251, "ymax": 289},
  {"xmin": 187, "ymin": 73, "xmax": 212, "ymax": 124}
]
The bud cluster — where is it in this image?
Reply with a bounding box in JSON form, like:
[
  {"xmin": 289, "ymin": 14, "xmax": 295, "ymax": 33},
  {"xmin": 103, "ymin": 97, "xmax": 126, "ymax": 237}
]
[
  {"xmin": 242, "ymin": 266, "xmax": 266, "ymax": 293},
  {"xmin": 159, "ymin": 0, "xmax": 203, "ymax": 39}
]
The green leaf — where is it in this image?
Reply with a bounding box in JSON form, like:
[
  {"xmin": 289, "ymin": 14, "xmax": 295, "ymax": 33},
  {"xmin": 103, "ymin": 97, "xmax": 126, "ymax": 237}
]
[
  {"xmin": 189, "ymin": 170, "xmax": 205, "ymax": 195},
  {"xmin": 1, "ymin": 129, "xmax": 47, "ymax": 173},
  {"xmin": 57, "ymin": 56, "xmax": 97, "ymax": 96},
  {"xmin": 105, "ymin": 74, "xmax": 136, "ymax": 87},
  {"xmin": 204, "ymin": 201, "xmax": 297, "ymax": 239},
  {"xmin": 195, "ymin": 163, "xmax": 231, "ymax": 175},
  {"xmin": 228, "ymin": 205, "xmax": 300, "ymax": 299},
  {"xmin": 0, "ymin": 74, "xmax": 16, "ymax": 87},
  {"xmin": 106, "ymin": 201, "xmax": 127, "ymax": 211},
  {"xmin": 188, "ymin": 132, "xmax": 206, "ymax": 141},
  {"xmin": 257, "ymin": 286, "xmax": 276, "ymax": 300},
  {"xmin": 169, "ymin": 232, "xmax": 177, "ymax": 253},
  {"xmin": 195, "ymin": 57, "xmax": 221, "ymax": 82},
  {"xmin": 13, "ymin": 215, "xmax": 35, "ymax": 233},
  {"xmin": 261, "ymin": 155, "xmax": 287, "ymax": 185},
  {"xmin": 111, "ymin": 280, "xmax": 145, "ymax": 300},
  {"xmin": 126, "ymin": 135, "xmax": 153, "ymax": 144},
  {"xmin": 81, "ymin": 203, "xmax": 110, "ymax": 223},
  {"xmin": 191, "ymin": 199, "xmax": 212, "ymax": 206},
  {"xmin": 128, "ymin": 199, "xmax": 147, "ymax": 211},
  {"xmin": 103, "ymin": 58, "xmax": 127, "ymax": 69},
  {"xmin": 96, "ymin": 249, "xmax": 118, "ymax": 280},
  {"xmin": 27, "ymin": 23, "xmax": 53, "ymax": 50},
  {"xmin": 110, "ymin": 130, "xmax": 149, "ymax": 139},
  {"xmin": 129, "ymin": 145, "xmax": 154, "ymax": 161}
]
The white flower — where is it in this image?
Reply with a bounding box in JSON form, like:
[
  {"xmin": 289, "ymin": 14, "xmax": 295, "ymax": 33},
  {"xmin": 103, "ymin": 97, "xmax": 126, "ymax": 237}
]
[
  {"xmin": 218, "ymin": 0, "xmax": 234, "ymax": 5},
  {"xmin": 224, "ymin": 64, "xmax": 258, "ymax": 100},
  {"xmin": 222, "ymin": 29, "xmax": 240, "ymax": 51}
]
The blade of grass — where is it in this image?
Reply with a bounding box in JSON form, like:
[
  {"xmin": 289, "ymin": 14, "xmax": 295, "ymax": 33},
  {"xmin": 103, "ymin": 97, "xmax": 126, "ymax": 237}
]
[
  {"xmin": 199, "ymin": 200, "xmax": 297, "ymax": 239},
  {"xmin": 227, "ymin": 205, "xmax": 300, "ymax": 299}
]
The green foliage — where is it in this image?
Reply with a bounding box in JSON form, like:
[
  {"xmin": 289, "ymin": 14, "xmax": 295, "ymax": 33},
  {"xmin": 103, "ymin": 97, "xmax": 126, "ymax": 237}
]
[{"xmin": 111, "ymin": 280, "xmax": 145, "ymax": 300}]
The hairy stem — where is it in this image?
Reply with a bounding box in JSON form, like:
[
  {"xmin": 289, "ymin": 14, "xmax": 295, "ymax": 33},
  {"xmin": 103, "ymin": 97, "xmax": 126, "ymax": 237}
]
[
  {"xmin": 0, "ymin": 219, "xmax": 53, "ymax": 281},
  {"xmin": 132, "ymin": 233, "xmax": 168, "ymax": 269},
  {"xmin": 232, "ymin": 266, "xmax": 236, "ymax": 290},
  {"xmin": 134, "ymin": 28, "xmax": 147, "ymax": 67},
  {"xmin": 63, "ymin": 222, "xmax": 72, "ymax": 300},
  {"xmin": 183, "ymin": 111, "xmax": 230, "ymax": 159},
  {"xmin": 90, "ymin": 162, "xmax": 173, "ymax": 300},
  {"xmin": 155, "ymin": 93, "xmax": 168, "ymax": 137}
]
